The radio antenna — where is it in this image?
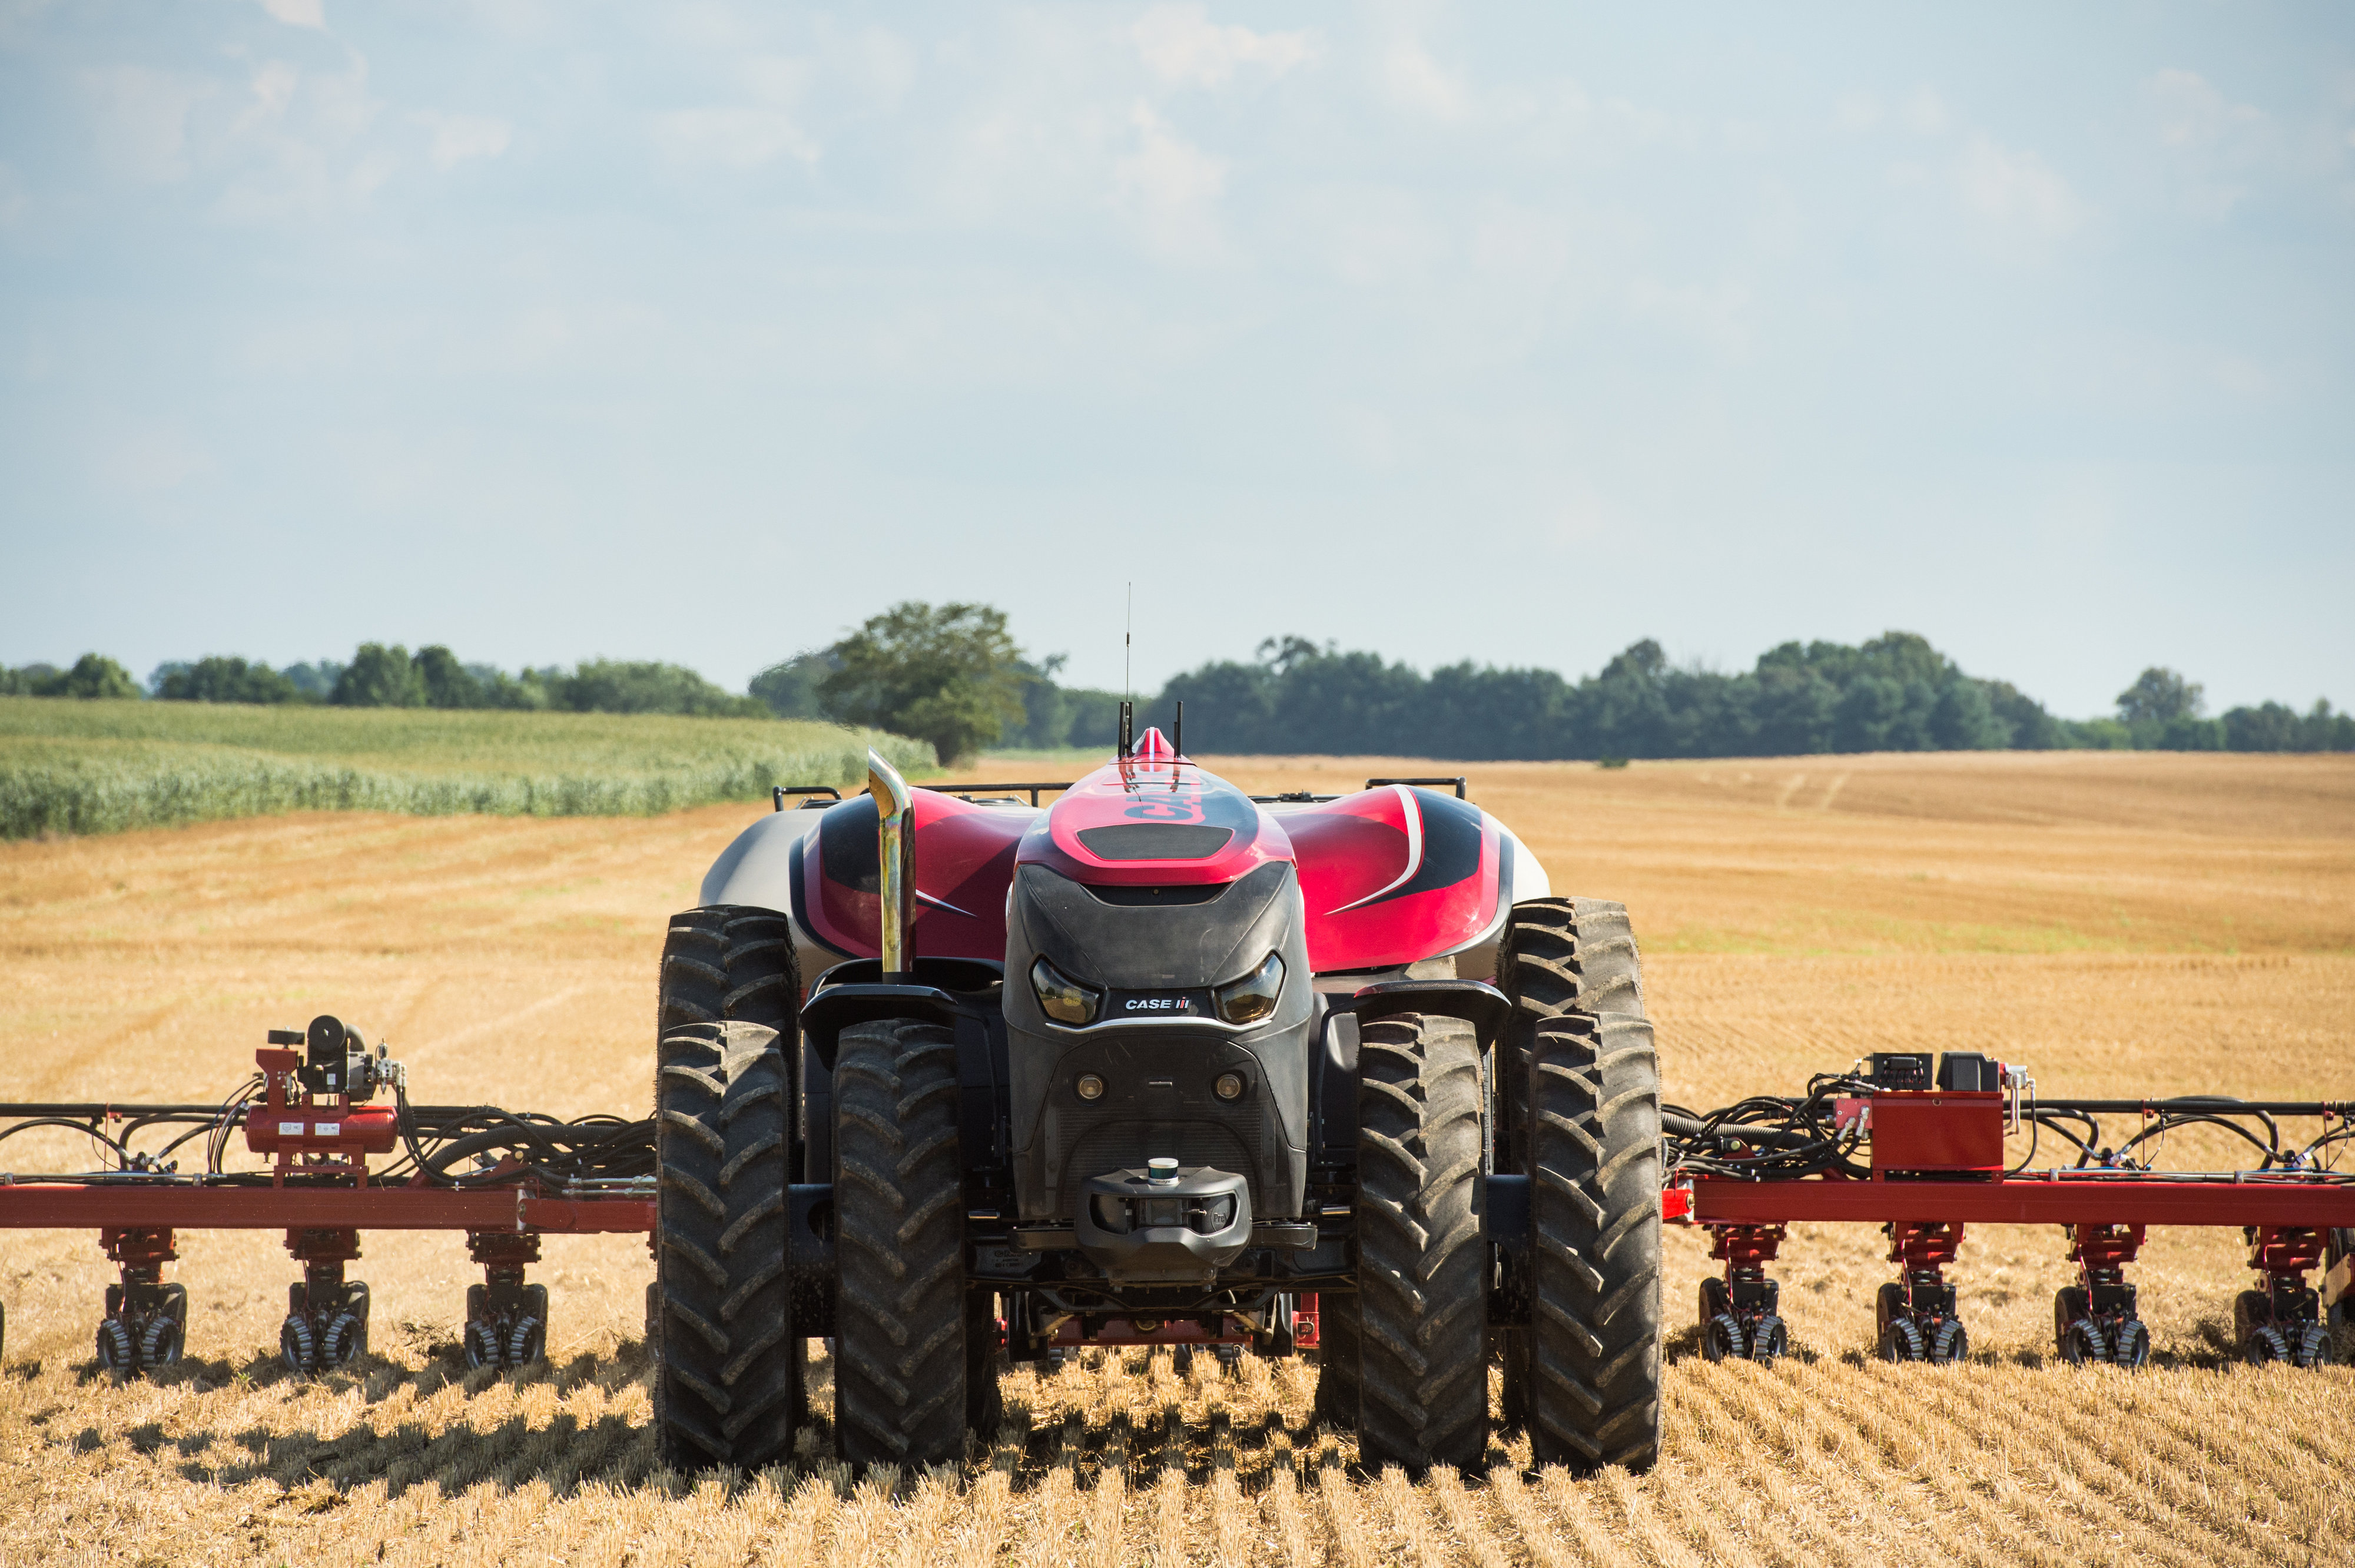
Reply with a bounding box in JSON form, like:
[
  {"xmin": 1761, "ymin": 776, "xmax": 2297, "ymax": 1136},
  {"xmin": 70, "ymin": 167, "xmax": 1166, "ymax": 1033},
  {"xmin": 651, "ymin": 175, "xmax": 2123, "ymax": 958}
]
[{"xmin": 1124, "ymin": 581, "xmax": 1132, "ymax": 704}]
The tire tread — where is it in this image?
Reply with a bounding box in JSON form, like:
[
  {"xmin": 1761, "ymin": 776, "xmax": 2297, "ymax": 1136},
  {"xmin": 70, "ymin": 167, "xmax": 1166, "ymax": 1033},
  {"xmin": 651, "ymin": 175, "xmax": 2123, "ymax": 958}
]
[
  {"xmin": 1355, "ymin": 1013, "xmax": 1488, "ymax": 1474},
  {"xmin": 653, "ymin": 905, "xmax": 801, "ymax": 1471}
]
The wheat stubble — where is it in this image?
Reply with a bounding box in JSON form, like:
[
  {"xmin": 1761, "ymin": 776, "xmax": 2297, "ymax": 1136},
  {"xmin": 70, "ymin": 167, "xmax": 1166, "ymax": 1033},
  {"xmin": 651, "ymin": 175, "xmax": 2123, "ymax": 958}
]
[{"xmin": 2, "ymin": 751, "xmax": 2350, "ymax": 1564}]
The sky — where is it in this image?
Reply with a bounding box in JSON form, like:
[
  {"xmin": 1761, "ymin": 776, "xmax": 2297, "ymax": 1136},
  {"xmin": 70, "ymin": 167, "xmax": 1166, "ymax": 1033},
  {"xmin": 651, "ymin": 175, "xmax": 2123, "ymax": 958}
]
[{"xmin": 1, "ymin": 2, "xmax": 2350, "ymax": 718}]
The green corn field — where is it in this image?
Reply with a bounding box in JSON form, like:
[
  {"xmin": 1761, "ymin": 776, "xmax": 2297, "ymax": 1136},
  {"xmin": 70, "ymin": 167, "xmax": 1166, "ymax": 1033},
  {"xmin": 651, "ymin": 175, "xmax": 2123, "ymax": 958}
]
[{"xmin": 0, "ymin": 698, "xmax": 933, "ymax": 839}]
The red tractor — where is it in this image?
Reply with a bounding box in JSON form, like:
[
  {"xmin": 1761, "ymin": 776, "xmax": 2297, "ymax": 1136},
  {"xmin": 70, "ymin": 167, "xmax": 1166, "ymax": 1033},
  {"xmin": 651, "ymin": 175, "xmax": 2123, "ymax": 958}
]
[{"xmin": 648, "ymin": 710, "xmax": 1661, "ymax": 1476}]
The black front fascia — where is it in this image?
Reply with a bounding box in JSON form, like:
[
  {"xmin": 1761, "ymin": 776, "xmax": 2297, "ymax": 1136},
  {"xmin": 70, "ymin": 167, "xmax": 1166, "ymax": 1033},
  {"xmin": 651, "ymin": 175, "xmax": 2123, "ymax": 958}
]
[{"xmin": 1003, "ymin": 860, "xmax": 1316, "ymax": 1228}]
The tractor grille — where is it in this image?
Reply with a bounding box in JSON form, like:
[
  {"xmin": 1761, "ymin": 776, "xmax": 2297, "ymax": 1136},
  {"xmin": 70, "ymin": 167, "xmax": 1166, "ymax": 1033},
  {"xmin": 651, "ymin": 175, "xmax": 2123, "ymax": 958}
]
[{"xmin": 1062, "ymin": 1120, "xmax": 1258, "ymax": 1219}]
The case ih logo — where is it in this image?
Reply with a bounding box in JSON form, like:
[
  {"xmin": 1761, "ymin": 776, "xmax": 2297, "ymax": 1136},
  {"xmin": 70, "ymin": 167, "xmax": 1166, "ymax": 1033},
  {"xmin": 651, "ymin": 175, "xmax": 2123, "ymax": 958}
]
[{"xmin": 1123, "ymin": 994, "xmax": 1195, "ymax": 1012}]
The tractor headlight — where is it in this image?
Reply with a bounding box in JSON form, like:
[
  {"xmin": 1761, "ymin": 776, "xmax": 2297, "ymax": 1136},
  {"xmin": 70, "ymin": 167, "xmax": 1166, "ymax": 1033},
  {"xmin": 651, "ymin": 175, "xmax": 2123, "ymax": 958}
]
[
  {"xmin": 1212, "ymin": 952, "xmax": 1285, "ymax": 1026},
  {"xmin": 1030, "ymin": 957, "xmax": 1102, "ymax": 1026}
]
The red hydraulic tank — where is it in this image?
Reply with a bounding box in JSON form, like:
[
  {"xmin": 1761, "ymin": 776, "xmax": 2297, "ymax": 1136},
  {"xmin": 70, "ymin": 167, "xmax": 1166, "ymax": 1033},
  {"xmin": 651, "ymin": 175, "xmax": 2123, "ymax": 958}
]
[
  {"xmin": 243, "ymin": 1046, "xmax": 399, "ymax": 1160},
  {"xmin": 244, "ymin": 1105, "xmax": 398, "ymax": 1158}
]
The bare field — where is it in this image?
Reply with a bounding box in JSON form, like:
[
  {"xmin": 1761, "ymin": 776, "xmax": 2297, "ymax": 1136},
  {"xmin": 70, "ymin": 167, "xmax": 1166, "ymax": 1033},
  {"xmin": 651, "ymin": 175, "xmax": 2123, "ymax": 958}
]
[{"xmin": 2, "ymin": 750, "xmax": 2351, "ymax": 1565}]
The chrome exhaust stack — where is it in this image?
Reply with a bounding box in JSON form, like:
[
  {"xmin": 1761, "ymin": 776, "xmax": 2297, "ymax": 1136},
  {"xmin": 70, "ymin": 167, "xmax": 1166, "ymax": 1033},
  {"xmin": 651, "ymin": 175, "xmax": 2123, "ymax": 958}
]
[{"xmin": 866, "ymin": 748, "xmax": 916, "ymax": 980}]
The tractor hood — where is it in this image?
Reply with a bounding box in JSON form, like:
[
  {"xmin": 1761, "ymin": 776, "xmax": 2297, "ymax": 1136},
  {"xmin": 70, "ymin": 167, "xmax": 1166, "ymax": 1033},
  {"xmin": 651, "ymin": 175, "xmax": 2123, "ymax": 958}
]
[{"xmin": 695, "ymin": 726, "xmax": 1538, "ymax": 978}]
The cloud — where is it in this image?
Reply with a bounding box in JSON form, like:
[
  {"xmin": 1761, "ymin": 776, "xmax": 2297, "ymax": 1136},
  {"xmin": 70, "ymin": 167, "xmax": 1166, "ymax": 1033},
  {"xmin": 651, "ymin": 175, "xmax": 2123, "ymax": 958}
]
[
  {"xmin": 1132, "ymin": 5, "xmax": 1316, "ymax": 88},
  {"xmin": 1954, "ymin": 132, "xmax": 2081, "ymax": 236},
  {"xmin": 1379, "ymin": 37, "xmax": 1471, "ymax": 121},
  {"xmin": 1113, "ymin": 102, "xmax": 1226, "ymax": 261},
  {"xmin": 207, "ymin": 55, "xmax": 390, "ymax": 222},
  {"xmin": 82, "ymin": 66, "xmax": 210, "ymax": 182},
  {"xmin": 257, "ymin": 0, "xmax": 325, "ymax": 29},
  {"xmin": 416, "ymin": 111, "xmax": 512, "ymax": 168},
  {"xmin": 1900, "ymin": 87, "xmax": 1949, "ymax": 137},
  {"xmin": 650, "ymin": 106, "xmax": 817, "ymax": 168},
  {"xmin": 2146, "ymin": 68, "xmax": 2276, "ymax": 218},
  {"xmin": 650, "ymin": 54, "xmax": 819, "ymax": 170},
  {"xmin": 2148, "ymin": 68, "xmax": 2267, "ymax": 151}
]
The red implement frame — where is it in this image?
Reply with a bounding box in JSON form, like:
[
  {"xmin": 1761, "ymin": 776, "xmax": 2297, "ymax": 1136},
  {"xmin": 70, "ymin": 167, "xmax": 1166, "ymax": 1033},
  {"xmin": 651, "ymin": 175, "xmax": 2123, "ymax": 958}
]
[
  {"xmin": 1685, "ymin": 1175, "xmax": 2355, "ymax": 1227},
  {"xmin": 0, "ymin": 1183, "xmax": 654, "ymax": 1232},
  {"xmin": 1676, "ymin": 1172, "xmax": 2355, "ymax": 1367}
]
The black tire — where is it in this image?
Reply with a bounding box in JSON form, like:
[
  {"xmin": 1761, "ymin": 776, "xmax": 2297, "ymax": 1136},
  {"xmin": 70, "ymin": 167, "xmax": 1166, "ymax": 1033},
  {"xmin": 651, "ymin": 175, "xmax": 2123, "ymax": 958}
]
[
  {"xmin": 1701, "ymin": 1314, "xmax": 1740, "ymax": 1363},
  {"xmin": 832, "ymin": 1018, "xmax": 973, "ymax": 1468},
  {"xmin": 1876, "ymin": 1281, "xmax": 1904, "ymax": 1344},
  {"xmin": 659, "ymin": 904, "xmax": 800, "ymax": 1036},
  {"xmin": 1313, "ymin": 1291, "xmax": 1364, "ymax": 1430},
  {"xmin": 279, "ymin": 1314, "xmax": 316, "ymax": 1377},
  {"xmin": 2059, "ymin": 1317, "xmax": 2105, "ymax": 1367},
  {"xmin": 1525, "ymin": 1012, "xmax": 1662, "ymax": 1471},
  {"xmin": 2054, "ymin": 1287, "xmax": 2089, "ymax": 1359},
  {"xmin": 651, "ymin": 904, "xmax": 801, "ymax": 1473},
  {"xmin": 1929, "ymin": 1318, "xmax": 1968, "ymax": 1366},
  {"xmin": 2231, "ymin": 1288, "xmax": 2268, "ymax": 1354},
  {"xmin": 339, "ymin": 1282, "xmax": 370, "ymax": 1362},
  {"xmin": 1355, "ymin": 1012, "xmax": 1487, "ymax": 1475},
  {"xmin": 464, "ymin": 1319, "xmax": 499, "ymax": 1371},
  {"xmin": 98, "ymin": 1317, "xmax": 136, "ymax": 1383},
  {"xmin": 140, "ymin": 1283, "xmax": 189, "ymax": 1372},
  {"xmin": 2293, "ymin": 1322, "xmax": 2331, "ymax": 1368},
  {"xmin": 1494, "ymin": 898, "xmax": 1650, "ymax": 1430},
  {"xmin": 1494, "ymin": 899, "xmax": 1647, "ymax": 1172}
]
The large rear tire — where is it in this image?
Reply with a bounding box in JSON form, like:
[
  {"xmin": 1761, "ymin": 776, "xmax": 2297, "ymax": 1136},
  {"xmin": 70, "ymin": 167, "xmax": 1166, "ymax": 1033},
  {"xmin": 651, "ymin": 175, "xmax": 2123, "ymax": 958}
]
[
  {"xmin": 1355, "ymin": 1012, "xmax": 1488, "ymax": 1475},
  {"xmin": 832, "ymin": 1018, "xmax": 975, "ymax": 1468},
  {"xmin": 1526, "ymin": 1010, "xmax": 1663, "ymax": 1473},
  {"xmin": 1494, "ymin": 899, "xmax": 1653, "ymax": 1452},
  {"xmin": 651, "ymin": 906, "xmax": 802, "ymax": 1472},
  {"xmin": 1495, "ymin": 898, "xmax": 1647, "ymax": 1171}
]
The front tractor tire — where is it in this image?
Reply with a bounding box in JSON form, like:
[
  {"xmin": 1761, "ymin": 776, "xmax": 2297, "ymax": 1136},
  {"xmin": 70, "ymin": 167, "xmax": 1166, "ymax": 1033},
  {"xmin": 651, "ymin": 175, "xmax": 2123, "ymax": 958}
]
[
  {"xmin": 832, "ymin": 1017, "xmax": 979, "ymax": 1468},
  {"xmin": 1526, "ymin": 1011, "xmax": 1663, "ymax": 1472},
  {"xmin": 651, "ymin": 906, "xmax": 801, "ymax": 1473},
  {"xmin": 1355, "ymin": 1012, "xmax": 1489, "ymax": 1474}
]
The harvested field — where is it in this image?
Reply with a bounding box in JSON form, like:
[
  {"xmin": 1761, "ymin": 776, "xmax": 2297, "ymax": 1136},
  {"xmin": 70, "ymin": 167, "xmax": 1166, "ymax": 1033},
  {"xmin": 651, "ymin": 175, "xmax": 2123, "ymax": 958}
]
[{"xmin": 2, "ymin": 749, "xmax": 2351, "ymax": 1565}]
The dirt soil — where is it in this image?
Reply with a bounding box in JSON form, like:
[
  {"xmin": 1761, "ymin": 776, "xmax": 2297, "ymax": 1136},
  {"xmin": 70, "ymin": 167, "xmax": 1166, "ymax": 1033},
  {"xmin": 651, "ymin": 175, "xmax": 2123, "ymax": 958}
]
[{"xmin": 2, "ymin": 749, "xmax": 2350, "ymax": 1566}]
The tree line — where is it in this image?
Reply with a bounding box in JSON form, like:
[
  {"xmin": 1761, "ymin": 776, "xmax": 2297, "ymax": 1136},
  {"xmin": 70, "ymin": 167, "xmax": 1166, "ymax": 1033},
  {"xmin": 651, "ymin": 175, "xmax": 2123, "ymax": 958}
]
[
  {"xmin": 1150, "ymin": 632, "xmax": 2355, "ymax": 760},
  {"xmin": 6, "ymin": 609, "xmax": 2349, "ymax": 762},
  {"xmin": 0, "ymin": 647, "xmax": 768, "ymax": 718}
]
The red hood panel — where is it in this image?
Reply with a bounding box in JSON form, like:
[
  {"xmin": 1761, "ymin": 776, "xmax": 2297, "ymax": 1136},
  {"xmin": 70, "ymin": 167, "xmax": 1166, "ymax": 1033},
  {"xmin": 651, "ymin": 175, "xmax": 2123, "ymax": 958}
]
[
  {"xmin": 798, "ymin": 753, "xmax": 1502, "ymax": 974},
  {"xmin": 1286, "ymin": 785, "xmax": 1501, "ymax": 972}
]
